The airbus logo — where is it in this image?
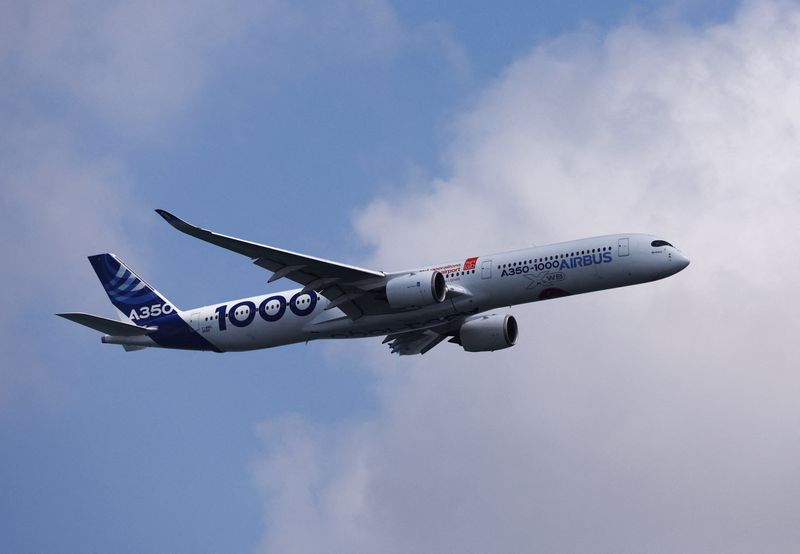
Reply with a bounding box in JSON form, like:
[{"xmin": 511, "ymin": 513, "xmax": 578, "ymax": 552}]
[{"xmin": 501, "ymin": 251, "xmax": 613, "ymax": 277}]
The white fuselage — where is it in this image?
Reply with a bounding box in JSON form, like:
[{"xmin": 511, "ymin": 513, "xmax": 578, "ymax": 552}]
[{"xmin": 114, "ymin": 233, "xmax": 688, "ymax": 352}]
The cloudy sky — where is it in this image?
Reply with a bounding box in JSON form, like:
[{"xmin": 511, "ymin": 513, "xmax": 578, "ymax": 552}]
[{"xmin": 2, "ymin": 0, "xmax": 800, "ymax": 552}]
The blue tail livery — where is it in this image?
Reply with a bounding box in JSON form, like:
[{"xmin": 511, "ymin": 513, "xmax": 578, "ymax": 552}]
[
  {"xmin": 66, "ymin": 252, "xmax": 221, "ymax": 352},
  {"xmin": 88, "ymin": 253, "xmax": 176, "ymax": 325}
]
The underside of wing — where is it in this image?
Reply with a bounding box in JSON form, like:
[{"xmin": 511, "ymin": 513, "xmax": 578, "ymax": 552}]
[
  {"xmin": 384, "ymin": 328, "xmax": 450, "ymax": 356},
  {"xmin": 156, "ymin": 209, "xmax": 390, "ymax": 318}
]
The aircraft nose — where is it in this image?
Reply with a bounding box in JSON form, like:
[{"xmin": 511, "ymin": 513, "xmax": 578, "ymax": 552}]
[{"xmin": 674, "ymin": 251, "xmax": 690, "ymax": 272}]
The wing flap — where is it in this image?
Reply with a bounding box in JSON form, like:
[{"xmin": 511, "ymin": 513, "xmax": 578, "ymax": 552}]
[{"xmin": 385, "ymin": 329, "xmax": 448, "ymax": 356}]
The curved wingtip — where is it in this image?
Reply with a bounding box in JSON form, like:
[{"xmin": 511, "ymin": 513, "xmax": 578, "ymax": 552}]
[
  {"xmin": 155, "ymin": 208, "xmax": 177, "ymax": 223},
  {"xmin": 155, "ymin": 209, "xmax": 192, "ymax": 232}
]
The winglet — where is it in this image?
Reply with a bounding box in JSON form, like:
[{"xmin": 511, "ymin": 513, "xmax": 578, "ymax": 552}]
[
  {"xmin": 155, "ymin": 209, "xmax": 193, "ymax": 233},
  {"xmin": 155, "ymin": 209, "xmax": 229, "ymax": 249}
]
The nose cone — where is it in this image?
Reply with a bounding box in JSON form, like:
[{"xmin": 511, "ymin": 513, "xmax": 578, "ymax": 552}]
[{"xmin": 672, "ymin": 250, "xmax": 690, "ymax": 274}]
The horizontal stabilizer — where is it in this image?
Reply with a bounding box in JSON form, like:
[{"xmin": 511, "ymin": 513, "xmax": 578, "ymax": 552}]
[{"xmin": 56, "ymin": 312, "xmax": 157, "ymax": 336}]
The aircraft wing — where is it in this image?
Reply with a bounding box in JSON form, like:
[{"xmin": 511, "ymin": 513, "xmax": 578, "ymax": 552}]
[{"xmin": 156, "ymin": 209, "xmax": 388, "ymax": 318}]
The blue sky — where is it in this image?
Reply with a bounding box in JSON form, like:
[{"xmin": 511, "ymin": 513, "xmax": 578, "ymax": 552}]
[{"xmin": 7, "ymin": 1, "xmax": 800, "ymax": 552}]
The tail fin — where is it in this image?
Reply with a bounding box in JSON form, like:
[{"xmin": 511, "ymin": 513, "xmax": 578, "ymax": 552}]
[{"xmin": 88, "ymin": 253, "xmax": 178, "ymax": 325}]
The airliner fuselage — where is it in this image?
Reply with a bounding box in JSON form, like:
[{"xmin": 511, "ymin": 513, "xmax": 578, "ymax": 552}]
[{"xmin": 59, "ymin": 212, "xmax": 689, "ymax": 356}]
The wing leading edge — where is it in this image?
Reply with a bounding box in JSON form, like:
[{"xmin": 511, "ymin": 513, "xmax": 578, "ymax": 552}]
[{"xmin": 155, "ymin": 209, "xmax": 389, "ymax": 318}]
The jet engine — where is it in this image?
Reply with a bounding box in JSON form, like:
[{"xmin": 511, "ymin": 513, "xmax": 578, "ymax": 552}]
[
  {"xmin": 458, "ymin": 313, "xmax": 518, "ymax": 352},
  {"xmin": 385, "ymin": 271, "xmax": 447, "ymax": 308}
]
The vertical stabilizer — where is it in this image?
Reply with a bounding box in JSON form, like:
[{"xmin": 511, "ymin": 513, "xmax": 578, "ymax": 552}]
[{"xmin": 87, "ymin": 253, "xmax": 178, "ymax": 326}]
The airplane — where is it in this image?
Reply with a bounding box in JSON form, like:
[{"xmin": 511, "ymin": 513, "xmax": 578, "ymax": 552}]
[{"xmin": 57, "ymin": 210, "xmax": 690, "ymax": 355}]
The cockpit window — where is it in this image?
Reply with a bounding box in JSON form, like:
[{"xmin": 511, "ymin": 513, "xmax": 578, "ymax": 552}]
[{"xmin": 651, "ymin": 240, "xmax": 673, "ymax": 248}]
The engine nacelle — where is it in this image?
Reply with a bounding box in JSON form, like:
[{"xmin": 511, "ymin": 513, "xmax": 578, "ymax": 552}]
[
  {"xmin": 459, "ymin": 314, "xmax": 518, "ymax": 352},
  {"xmin": 385, "ymin": 271, "xmax": 447, "ymax": 308}
]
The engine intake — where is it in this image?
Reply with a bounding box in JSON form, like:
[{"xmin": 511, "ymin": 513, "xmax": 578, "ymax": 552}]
[
  {"xmin": 386, "ymin": 271, "xmax": 447, "ymax": 308},
  {"xmin": 459, "ymin": 314, "xmax": 518, "ymax": 352}
]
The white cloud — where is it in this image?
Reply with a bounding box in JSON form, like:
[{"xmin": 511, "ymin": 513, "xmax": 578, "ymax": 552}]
[
  {"xmin": 0, "ymin": 115, "xmax": 153, "ymax": 410},
  {"xmin": 2, "ymin": 0, "xmax": 268, "ymax": 133},
  {"xmin": 2, "ymin": 0, "xmax": 464, "ymax": 135},
  {"xmin": 255, "ymin": 2, "xmax": 800, "ymax": 552},
  {"xmin": 0, "ymin": 0, "xmax": 270, "ymax": 410},
  {"xmin": 0, "ymin": 0, "xmax": 470, "ymax": 410}
]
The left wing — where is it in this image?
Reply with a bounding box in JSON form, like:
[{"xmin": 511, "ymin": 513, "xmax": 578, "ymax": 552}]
[{"xmin": 156, "ymin": 209, "xmax": 389, "ymax": 318}]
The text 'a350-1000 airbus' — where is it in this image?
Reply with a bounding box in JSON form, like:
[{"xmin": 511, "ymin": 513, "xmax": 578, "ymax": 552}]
[{"xmin": 57, "ymin": 210, "xmax": 690, "ymax": 356}]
